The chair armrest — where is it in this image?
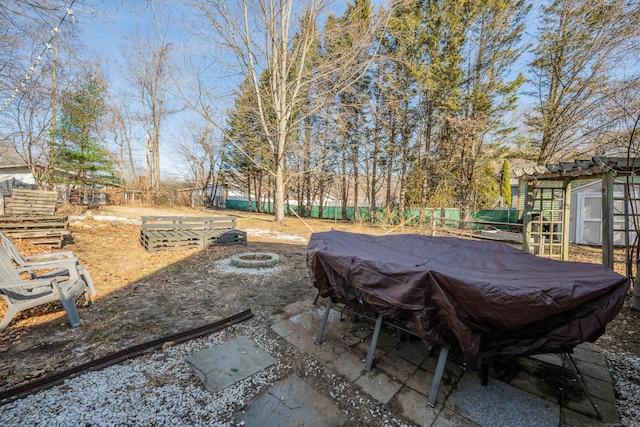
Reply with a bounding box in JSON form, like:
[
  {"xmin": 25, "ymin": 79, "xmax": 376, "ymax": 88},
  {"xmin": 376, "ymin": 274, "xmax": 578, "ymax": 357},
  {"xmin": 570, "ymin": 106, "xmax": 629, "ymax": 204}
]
[
  {"xmin": 6, "ymin": 277, "xmax": 57, "ymax": 287},
  {"xmin": 24, "ymin": 251, "xmax": 76, "ymax": 262},
  {"xmin": 20, "ymin": 257, "xmax": 80, "ymax": 270},
  {"xmin": 17, "ymin": 260, "xmax": 82, "ymax": 280},
  {"xmin": 1, "ymin": 277, "xmax": 57, "ymax": 293}
]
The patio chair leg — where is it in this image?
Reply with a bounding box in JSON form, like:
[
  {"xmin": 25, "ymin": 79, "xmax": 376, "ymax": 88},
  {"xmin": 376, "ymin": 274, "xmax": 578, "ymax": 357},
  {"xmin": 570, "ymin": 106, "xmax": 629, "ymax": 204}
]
[
  {"xmin": 81, "ymin": 267, "xmax": 97, "ymax": 297},
  {"xmin": 59, "ymin": 296, "xmax": 81, "ymax": 328},
  {"xmin": 427, "ymin": 347, "xmax": 449, "ymax": 407},
  {"xmin": 0, "ymin": 306, "xmax": 20, "ymax": 332},
  {"xmin": 365, "ymin": 313, "xmax": 384, "ymax": 371},
  {"xmin": 315, "ymin": 298, "xmax": 332, "ymax": 345},
  {"xmin": 52, "ymin": 281, "xmax": 81, "ymax": 328}
]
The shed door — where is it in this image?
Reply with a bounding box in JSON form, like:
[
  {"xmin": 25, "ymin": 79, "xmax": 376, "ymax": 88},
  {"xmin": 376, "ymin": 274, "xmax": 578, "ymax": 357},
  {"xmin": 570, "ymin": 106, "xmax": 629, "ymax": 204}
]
[
  {"xmin": 577, "ymin": 193, "xmax": 602, "ymax": 245},
  {"xmin": 576, "ymin": 192, "xmax": 632, "ymax": 245}
]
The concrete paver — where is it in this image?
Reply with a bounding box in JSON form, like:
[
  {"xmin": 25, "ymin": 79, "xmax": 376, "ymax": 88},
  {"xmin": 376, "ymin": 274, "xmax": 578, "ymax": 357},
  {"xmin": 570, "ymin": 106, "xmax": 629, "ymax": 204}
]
[
  {"xmin": 186, "ymin": 335, "xmax": 276, "ymax": 393},
  {"xmin": 495, "ymin": 367, "xmax": 559, "ymax": 403},
  {"xmin": 389, "ymin": 341, "xmax": 431, "ymax": 366},
  {"xmin": 355, "ymin": 370, "xmax": 403, "ymax": 404},
  {"xmin": 560, "ymin": 407, "xmax": 608, "ymax": 427},
  {"xmin": 572, "ymin": 344, "xmax": 608, "ymax": 365},
  {"xmin": 431, "ymin": 407, "xmax": 482, "ymax": 427},
  {"xmin": 394, "ymin": 386, "xmax": 441, "ymax": 426},
  {"xmin": 240, "ymin": 374, "xmax": 346, "ymax": 427},
  {"xmin": 563, "ymin": 395, "xmax": 620, "ymax": 425},
  {"xmin": 445, "ymin": 373, "xmax": 559, "ymax": 427},
  {"xmin": 269, "ymin": 298, "xmax": 618, "ymax": 426},
  {"xmin": 583, "ymin": 375, "xmax": 617, "ymax": 404},
  {"xmin": 531, "ymin": 353, "xmax": 563, "ymax": 367},
  {"xmin": 572, "ymin": 358, "xmax": 613, "ymax": 383},
  {"xmin": 328, "ymin": 350, "xmax": 366, "ymax": 381},
  {"xmin": 421, "ymin": 350, "xmax": 465, "ymax": 379},
  {"xmin": 375, "ymin": 352, "xmax": 420, "ymax": 382},
  {"xmin": 193, "ymin": 299, "xmax": 620, "ymax": 427},
  {"xmin": 405, "ymin": 367, "xmax": 457, "ymax": 404}
]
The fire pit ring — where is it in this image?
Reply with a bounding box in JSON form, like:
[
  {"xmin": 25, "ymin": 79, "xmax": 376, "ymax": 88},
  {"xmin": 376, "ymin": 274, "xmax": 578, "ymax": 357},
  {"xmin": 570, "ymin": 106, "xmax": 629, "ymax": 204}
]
[{"xmin": 230, "ymin": 252, "xmax": 280, "ymax": 268}]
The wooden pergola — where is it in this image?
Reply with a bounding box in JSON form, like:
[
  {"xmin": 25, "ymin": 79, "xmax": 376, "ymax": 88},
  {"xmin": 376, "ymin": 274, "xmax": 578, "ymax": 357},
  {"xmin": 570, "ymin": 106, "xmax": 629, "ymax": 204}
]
[{"xmin": 514, "ymin": 157, "xmax": 640, "ymax": 309}]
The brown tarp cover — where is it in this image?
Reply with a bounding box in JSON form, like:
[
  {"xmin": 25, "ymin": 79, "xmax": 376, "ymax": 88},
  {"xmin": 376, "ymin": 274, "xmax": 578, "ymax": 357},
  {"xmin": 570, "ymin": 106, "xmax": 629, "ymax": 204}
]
[{"xmin": 307, "ymin": 231, "xmax": 629, "ymax": 370}]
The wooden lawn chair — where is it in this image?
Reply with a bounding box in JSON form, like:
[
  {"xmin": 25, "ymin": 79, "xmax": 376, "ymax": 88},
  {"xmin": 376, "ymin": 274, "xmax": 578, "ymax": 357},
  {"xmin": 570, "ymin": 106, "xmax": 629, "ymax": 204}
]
[
  {"xmin": 0, "ymin": 246, "xmax": 91, "ymax": 331},
  {"xmin": 0, "ymin": 231, "xmax": 96, "ymax": 298}
]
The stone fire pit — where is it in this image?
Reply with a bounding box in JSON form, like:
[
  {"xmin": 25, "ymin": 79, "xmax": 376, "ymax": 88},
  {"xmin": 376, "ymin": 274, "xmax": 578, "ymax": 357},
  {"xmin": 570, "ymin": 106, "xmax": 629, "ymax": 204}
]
[{"xmin": 230, "ymin": 252, "xmax": 280, "ymax": 268}]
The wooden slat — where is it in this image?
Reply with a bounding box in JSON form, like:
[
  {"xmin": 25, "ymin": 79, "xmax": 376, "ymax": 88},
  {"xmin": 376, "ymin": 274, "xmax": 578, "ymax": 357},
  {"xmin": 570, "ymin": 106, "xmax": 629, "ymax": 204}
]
[
  {"xmin": 139, "ymin": 215, "xmax": 245, "ymax": 252},
  {"xmin": 141, "ymin": 216, "xmax": 237, "ymax": 230},
  {"xmin": 6, "ymin": 230, "xmax": 70, "ymax": 238},
  {"xmin": 0, "ymin": 215, "xmax": 64, "ymax": 222},
  {"xmin": 8, "ymin": 201, "xmax": 57, "ymax": 207},
  {"xmin": 0, "ymin": 214, "xmax": 69, "ymax": 248},
  {"xmin": 140, "ymin": 227, "xmax": 203, "ymax": 253},
  {"xmin": 11, "ymin": 190, "xmax": 57, "ymax": 200},
  {"xmin": 24, "ymin": 236, "xmax": 64, "ymax": 249},
  {"xmin": 201, "ymin": 229, "xmax": 247, "ymax": 246},
  {"xmin": 0, "ymin": 221, "xmax": 68, "ymax": 229},
  {"xmin": 5, "ymin": 189, "xmax": 58, "ymax": 216}
]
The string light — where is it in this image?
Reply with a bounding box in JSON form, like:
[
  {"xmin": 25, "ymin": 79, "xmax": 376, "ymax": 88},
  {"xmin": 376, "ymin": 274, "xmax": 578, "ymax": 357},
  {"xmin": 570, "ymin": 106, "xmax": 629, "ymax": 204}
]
[{"xmin": 1, "ymin": 0, "xmax": 76, "ymax": 112}]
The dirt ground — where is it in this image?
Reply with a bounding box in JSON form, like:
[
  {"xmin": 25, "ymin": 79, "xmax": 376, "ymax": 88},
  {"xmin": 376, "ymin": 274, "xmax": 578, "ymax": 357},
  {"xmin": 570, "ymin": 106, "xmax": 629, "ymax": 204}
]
[{"xmin": 1, "ymin": 204, "xmax": 639, "ymax": 397}]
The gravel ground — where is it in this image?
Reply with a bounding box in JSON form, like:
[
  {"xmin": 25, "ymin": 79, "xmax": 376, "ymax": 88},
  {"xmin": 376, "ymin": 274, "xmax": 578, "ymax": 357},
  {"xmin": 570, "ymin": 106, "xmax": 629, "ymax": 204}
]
[
  {"xmin": 0, "ymin": 321, "xmax": 286, "ymax": 427},
  {"xmin": 603, "ymin": 344, "xmax": 640, "ymax": 426},
  {"xmin": 0, "ymin": 319, "xmax": 410, "ymax": 427},
  {"xmin": 0, "ymin": 231, "xmax": 407, "ymax": 427}
]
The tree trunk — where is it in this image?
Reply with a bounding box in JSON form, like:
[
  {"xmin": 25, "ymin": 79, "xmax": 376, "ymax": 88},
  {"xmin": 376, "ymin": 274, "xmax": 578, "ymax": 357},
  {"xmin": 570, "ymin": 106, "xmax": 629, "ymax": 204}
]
[
  {"xmin": 247, "ymin": 175, "xmax": 253, "ymax": 212},
  {"xmin": 385, "ymin": 122, "xmax": 396, "ymax": 208},
  {"xmin": 274, "ymin": 157, "xmax": 286, "ymax": 222},
  {"xmin": 352, "ymin": 131, "xmax": 360, "ymax": 222},
  {"xmin": 341, "ymin": 151, "xmax": 348, "ymax": 221}
]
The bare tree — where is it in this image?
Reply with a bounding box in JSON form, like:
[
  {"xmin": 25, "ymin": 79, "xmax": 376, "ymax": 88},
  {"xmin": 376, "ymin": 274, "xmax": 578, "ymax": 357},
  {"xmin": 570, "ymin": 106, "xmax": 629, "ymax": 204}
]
[
  {"xmin": 527, "ymin": 0, "xmax": 640, "ymax": 163},
  {"xmin": 98, "ymin": 93, "xmax": 142, "ymax": 187},
  {"xmin": 178, "ymin": 120, "xmax": 222, "ymax": 207},
  {"xmin": 125, "ymin": 36, "xmax": 173, "ymax": 204},
  {"xmin": 0, "ymin": 1, "xmax": 67, "ymax": 96},
  {"xmin": 182, "ymin": 0, "xmax": 387, "ymax": 223},
  {"xmin": 1, "ymin": 1, "xmax": 80, "ymax": 188}
]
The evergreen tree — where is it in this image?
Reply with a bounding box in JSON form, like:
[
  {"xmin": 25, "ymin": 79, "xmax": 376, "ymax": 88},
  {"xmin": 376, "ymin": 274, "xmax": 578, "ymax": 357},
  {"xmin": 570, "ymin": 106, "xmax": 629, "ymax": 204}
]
[
  {"xmin": 225, "ymin": 76, "xmax": 273, "ymax": 212},
  {"xmin": 455, "ymin": 0, "xmax": 527, "ymax": 216},
  {"xmin": 335, "ymin": 0, "xmax": 374, "ymax": 221},
  {"xmin": 413, "ymin": 0, "xmax": 526, "ymax": 219},
  {"xmin": 55, "ymin": 70, "xmax": 115, "ymax": 192}
]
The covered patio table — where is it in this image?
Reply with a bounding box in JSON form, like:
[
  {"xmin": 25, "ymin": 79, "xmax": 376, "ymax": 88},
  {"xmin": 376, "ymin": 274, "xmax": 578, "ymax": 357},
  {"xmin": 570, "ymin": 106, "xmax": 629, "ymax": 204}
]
[{"xmin": 308, "ymin": 231, "xmax": 629, "ymax": 371}]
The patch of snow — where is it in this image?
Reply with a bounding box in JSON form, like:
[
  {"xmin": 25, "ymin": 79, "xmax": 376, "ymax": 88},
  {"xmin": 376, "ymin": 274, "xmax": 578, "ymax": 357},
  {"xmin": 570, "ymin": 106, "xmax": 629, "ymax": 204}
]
[
  {"xmin": 210, "ymin": 258, "xmax": 283, "ymax": 276},
  {"xmin": 69, "ymin": 215, "xmax": 141, "ymax": 225},
  {"xmin": 243, "ymin": 228, "xmax": 308, "ymax": 243}
]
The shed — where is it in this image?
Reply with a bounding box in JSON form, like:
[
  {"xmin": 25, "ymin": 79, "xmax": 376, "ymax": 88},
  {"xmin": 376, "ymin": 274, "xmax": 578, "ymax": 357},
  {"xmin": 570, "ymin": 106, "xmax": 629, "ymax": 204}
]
[
  {"xmin": 514, "ymin": 157, "xmax": 640, "ymax": 310},
  {"xmin": 569, "ymin": 179, "xmax": 640, "ymax": 246},
  {"xmin": 0, "ymin": 164, "xmax": 37, "ymax": 196}
]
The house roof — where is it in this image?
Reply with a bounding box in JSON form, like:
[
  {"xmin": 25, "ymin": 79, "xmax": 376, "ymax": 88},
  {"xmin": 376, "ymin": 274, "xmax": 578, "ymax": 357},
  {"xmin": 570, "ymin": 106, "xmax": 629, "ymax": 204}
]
[
  {"xmin": 0, "ymin": 146, "xmax": 26, "ymax": 164},
  {"xmin": 0, "ymin": 163, "xmax": 30, "ymax": 170}
]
